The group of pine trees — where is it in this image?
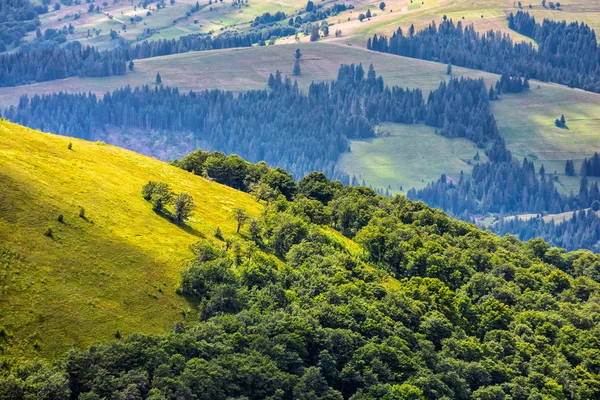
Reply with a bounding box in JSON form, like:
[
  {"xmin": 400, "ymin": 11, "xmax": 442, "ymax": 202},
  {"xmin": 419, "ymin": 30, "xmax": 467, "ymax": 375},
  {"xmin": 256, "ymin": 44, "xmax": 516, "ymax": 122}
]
[
  {"xmin": 492, "ymin": 206, "xmax": 600, "ymax": 252},
  {"xmin": 368, "ymin": 15, "xmax": 600, "ymax": 93},
  {"xmin": 4, "ymin": 64, "xmax": 501, "ymax": 182},
  {"xmin": 579, "ymin": 153, "xmax": 600, "ymax": 177},
  {"xmin": 409, "ymin": 160, "xmax": 600, "ymax": 219},
  {"xmin": 0, "ymin": 41, "xmax": 128, "ymax": 87}
]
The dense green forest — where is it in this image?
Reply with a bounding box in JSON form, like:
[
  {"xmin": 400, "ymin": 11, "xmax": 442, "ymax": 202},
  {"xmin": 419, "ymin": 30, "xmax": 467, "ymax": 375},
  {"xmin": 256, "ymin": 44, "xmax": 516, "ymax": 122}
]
[
  {"xmin": 368, "ymin": 16, "xmax": 600, "ymax": 93},
  {"xmin": 2, "ymin": 153, "xmax": 600, "ymax": 399},
  {"xmin": 3, "ymin": 64, "xmax": 498, "ymax": 180}
]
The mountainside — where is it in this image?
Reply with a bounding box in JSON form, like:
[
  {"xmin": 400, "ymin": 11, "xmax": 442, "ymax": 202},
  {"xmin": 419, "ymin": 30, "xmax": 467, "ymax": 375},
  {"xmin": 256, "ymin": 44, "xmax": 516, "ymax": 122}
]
[
  {"xmin": 0, "ymin": 120, "xmax": 261, "ymax": 357},
  {"xmin": 1, "ymin": 122, "xmax": 600, "ymax": 399}
]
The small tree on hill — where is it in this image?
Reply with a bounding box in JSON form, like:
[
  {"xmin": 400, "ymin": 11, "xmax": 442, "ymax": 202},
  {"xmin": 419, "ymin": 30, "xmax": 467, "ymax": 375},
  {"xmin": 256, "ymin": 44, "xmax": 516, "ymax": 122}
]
[
  {"xmin": 295, "ymin": 48, "xmax": 302, "ymax": 59},
  {"xmin": 156, "ymin": 72, "xmax": 162, "ymax": 85},
  {"xmin": 446, "ymin": 63, "xmax": 452, "ymax": 75},
  {"xmin": 310, "ymin": 28, "xmax": 319, "ymax": 42},
  {"xmin": 293, "ymin": 59, "xmax": 301, "ymax": 76},
  {"xmin": 379, "ymin": 2, "xmax": 385, "ymax": 10},
  {"xmin": 173, "ymin": 192, "xmax": 195, "ymax": 223},
  {"xmin": 232, "ymin": 208, "xmax": 249, "ymax": 233},
  {"xmin": 565, "ymin": 159, "xmax": 575, "ymax": 176},
  {"xmin": 358, "ymin": 13, "xmax": 366, "ymax": 22},
  {"xmin": 366, "ymin": 9, "xmax": 371, "ymax": 18},
  {"xmin": 128, "ymin": 61, "xmax": 134, "ymax": 71}
]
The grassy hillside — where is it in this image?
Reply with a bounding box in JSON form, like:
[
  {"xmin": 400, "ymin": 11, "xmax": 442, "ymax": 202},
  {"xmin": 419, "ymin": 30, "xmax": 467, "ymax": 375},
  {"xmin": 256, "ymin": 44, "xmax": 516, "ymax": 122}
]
[
  {"xmin": 0, "ymin": 120, "xmax": 262, "ymax": 358},
  {"xmin": 337, "ymin": 123, "xmax": 488, "ymax": 193}
]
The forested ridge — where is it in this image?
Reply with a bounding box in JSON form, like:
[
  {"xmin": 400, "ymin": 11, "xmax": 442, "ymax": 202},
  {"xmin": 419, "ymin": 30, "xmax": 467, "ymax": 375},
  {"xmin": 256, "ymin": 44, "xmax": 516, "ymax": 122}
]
[
  {"xmin": 2, "ymin": 152, "xmax": 600, "ymax": 399},
  {"xmin": 3, "ymin": 64, "xmax": 499, "ymax": 180},
  {"xmin": 368, "ymin": 15, "xmax": 600, "ymax": 93}
]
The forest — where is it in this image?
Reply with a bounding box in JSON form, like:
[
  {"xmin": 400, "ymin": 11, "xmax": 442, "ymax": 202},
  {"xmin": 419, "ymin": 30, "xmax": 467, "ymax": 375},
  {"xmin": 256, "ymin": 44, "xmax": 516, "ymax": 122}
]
[
  {"xmin": 3, "ymin": 64, "xmax": 499, "ymax": 180},
  {"xmin": 492, "ymin": 208, "xmax": 600, "ymax": 253},
  {"xmin": 0, "ymin": 0, "xmax": 45, "ymax": 52},
  {"xmin": 368, "ymin": 16, "xmax": 600, "ymax": 93},
  {"xmin": 2, "ymin": 158, "xmax": 600, "ymax": 399},
  {"xmin": 408, "ymin": 161, "xmax": 600, "ymax": 218}
]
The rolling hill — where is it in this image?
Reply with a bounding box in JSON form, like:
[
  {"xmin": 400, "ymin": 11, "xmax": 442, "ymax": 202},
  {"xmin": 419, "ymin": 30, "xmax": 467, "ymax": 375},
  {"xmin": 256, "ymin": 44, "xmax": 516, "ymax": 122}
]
[{"xmin": 0, "ymin": 120, "xmax": 262, "ymax": 358}]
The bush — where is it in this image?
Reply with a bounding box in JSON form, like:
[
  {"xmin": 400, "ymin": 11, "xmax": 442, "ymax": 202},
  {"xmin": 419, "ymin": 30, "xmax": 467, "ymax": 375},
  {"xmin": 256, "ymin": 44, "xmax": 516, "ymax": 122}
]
[
  {"xmin": 44, "ymin": 227, "xmax": 53, "ymax": 237},
  {"xmin": 57, "ymin": 214, "xmax": 63, "ymax": 222}
]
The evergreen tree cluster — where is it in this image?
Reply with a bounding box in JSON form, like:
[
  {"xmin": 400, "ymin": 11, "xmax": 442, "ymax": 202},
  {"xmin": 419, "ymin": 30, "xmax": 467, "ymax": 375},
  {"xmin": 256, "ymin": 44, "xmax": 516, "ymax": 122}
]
[
  {"xmin": 508, "ymin": 11, "xmax": 599, "ymax": 91},
  {"xmin": 492, "ymin": 208, "xmax": 600, "ymax": 253},
  {"xmin": 4, "ymin": 64, "xmax": 499, "ymax": 181},
  {"xmin": 408, "ymin": 159, "xmax": 600, "ymax": 220},
  {"xmin": 368, "ymin": 17, "xmax": 600, "ymax": 93},
  {"xmin": 252, "ymin": 11, "xmax": 287, "ymax": 26},
  {"xmin": 495, "ymin": 72, "xmax": 530, "ymax": 94},
  {"xmin": 292, "ymin": 2, "xmax": 352, "ymax": 25},
  {"xmin": 0, "ymin": 41, "xmax": 127, "ymax": 87},
  {"xmin": 4, "ymin": 168, "xmax": 600, "ymax": 399},
  {"xmin": 580, "ymin": 153, "xmax": 600, "ymax": 177},
  {"xmin": 0, "ymin": 0, "xmax": 46, "ymax": 51}
]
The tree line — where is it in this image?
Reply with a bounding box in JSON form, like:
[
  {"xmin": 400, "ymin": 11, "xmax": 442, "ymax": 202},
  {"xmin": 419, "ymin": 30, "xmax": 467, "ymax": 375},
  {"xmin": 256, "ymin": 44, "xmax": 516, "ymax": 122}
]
[
  {"xmin": 408, "ymin": 158, "xmax": 600, "ymax": 220},
  {"xmin": 492, "ymin": 206, "xmax": 600, "ymax": 253},
  {"xmin": 4, "ymin": 64, "xmax": 501, "ymax": 181},
  {"xmin": 3, "ymin": 158, "xmax": 600, "ymax": 399},
  {"xmin": 368, "ymin": 16, "xmax": 600, "ymax": 93}
]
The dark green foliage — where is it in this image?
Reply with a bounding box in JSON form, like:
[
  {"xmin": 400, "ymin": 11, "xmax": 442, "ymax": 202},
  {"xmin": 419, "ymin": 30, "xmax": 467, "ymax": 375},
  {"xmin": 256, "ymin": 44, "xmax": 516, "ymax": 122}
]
[
  {"xmin": 57, "ymin": 214, "xmax": 63, "ymax": 223},
  {"xmin": 555, "ymin": 114, "xmax": 567, "ymax": 128},
  {"xmin": 565, "ymin": 159, "xmax": 576, "ymax": 176},
  {"xmin": 79, "ymin": 207, "xmax": 85, "ymax": 218},
  {"xmin": 214, "ymin": 226, "xmax": 223, "ymax": 240},
  {"xmin": 173, "ymin": 192, "xmax": 195, "ymax": 223},
  {"xmin": 155, "ymin": 72, "xmax": 162, "ymax": 85},
  {"xmin": 580, "ymin": 153, "xmax": 600, "ymax": 177},
  {"xmin": 5, "ymin": 173, "xmax": 600, "ymax": 400},
  {"xmin": 370, "ymin": 14, "xmax": 600, "ymax": 94},
  {"xmin": 232, "ymin": 208, "xmax": 249, "ymax": 233},
  {"xmin": 44, "ymin": 227, "xmax": 52, "ymax": 237},
  {"xmin": 293, "ymin": 59, "xmax": 301, "ymax": 75},
  {"xmin": 298, "ymin": 172, "xmax": 335, "ymax": 204},
  {"xmin": 5, "ymin": 174, "xmax": 600, "ymax": 399},
  {"xmin": 492, "ymin": 208, "xmax": 600, "ymax": 252},
  {"xmin": 141, "ymin": 181, "xmax": 174, "ymax": 212},
  {"xmin": 67, "ymin": 142, "xmax": 72, "ymax": 150}
]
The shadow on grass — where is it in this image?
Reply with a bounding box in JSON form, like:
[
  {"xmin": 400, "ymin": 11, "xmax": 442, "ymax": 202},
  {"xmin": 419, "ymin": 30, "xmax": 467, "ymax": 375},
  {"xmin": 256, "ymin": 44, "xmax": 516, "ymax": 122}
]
[{"xmin": 154, "ymin": 209, "xmax": 205, "ymax": 239}]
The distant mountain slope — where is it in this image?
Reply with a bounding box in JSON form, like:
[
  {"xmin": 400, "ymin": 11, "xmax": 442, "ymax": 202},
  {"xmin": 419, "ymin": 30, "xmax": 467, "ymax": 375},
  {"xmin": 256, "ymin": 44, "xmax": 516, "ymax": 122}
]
[{"xmin": 0, "ymin": 120, "xmax": 261, "ymax": 357}]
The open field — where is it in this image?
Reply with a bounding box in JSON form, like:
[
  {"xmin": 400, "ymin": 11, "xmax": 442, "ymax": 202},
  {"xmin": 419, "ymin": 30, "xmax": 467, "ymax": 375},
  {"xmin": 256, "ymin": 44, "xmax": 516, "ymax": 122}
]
[
  {"xmin": 0, "ymin": 120, "xmax": 262, "ymax": 357},
  {"xmin": 0, "ymin": 41, "xmax": 496, "ymax": 107},
  {"xmin": 493, "ymin": 85, "xmax": 600, "ymax": 194},
  {"xmin": 337, "ymin": 123, "xmax": 487, "ymax": 193}
]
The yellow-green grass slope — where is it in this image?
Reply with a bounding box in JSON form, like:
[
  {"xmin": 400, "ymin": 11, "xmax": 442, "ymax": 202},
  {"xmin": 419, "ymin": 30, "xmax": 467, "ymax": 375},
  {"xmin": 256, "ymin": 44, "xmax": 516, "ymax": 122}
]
[{"xmin": 0, "ymin": 120, "xmax": 262, "ymax": 358}]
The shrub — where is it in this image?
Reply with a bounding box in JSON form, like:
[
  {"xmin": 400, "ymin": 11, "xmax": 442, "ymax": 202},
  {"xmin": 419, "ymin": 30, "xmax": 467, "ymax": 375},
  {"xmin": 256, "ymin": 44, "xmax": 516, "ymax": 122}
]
[
  {"xmin": 57, "ymin": 214, "xmax": 64, "ymax": 223},
  {"xmin": 44, "ymin": 227, "xmax": 53, "ymax": 237}
]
